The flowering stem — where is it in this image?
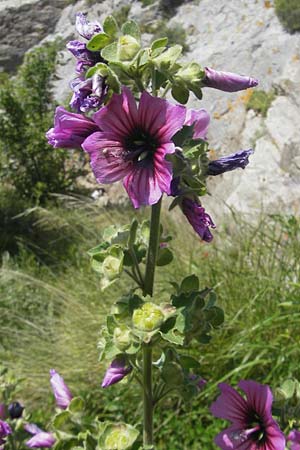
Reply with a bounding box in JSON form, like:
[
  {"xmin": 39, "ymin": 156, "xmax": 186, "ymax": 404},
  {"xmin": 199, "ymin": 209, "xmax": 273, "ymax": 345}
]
[
  {"xmin": 141, "ymin": 198, "xmax": 162, "ymax": 448},
  {"xmin": 143, "ymin": 198, "xmax": 162, "ymax": 297},
  {"xmin": 143, "ymin": 344, "xmax": 154, "ymax": 448}
]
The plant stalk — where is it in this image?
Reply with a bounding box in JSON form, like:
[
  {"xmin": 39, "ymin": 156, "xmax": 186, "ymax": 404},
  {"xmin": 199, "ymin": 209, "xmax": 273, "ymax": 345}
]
[{"xmin": 142, "ymin": 198, "xmax": 162, "ymax": 448}]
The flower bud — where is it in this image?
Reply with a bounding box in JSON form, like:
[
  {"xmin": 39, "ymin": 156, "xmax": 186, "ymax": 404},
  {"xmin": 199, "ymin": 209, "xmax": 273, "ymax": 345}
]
[
  {"xmin": 102, "ymin": 255, "xmax": 123, "ymax": 281},
  {"xmin": 49, "ymin": 369, "xmax": 72, "ymax": 410},
  {"xmin": 117, "ymin": 35, "xmax": 140, "ymax": 61},
  {"xmin": 8, "ymin": 401, "xmax": 24, "ymax": 419},
  {"xmin": 113, "ymin": 327, "xmax": 132, "ymax": 351},
  {"xmin": 132, "ymin": 303, "xmax": 164, "ymax": 332},
  {"xmin": 203, "ymin": 67, "xmax": 258, "ymax": 92},
  {"xmin": 101, "ymin": 357, "xmax": 132, "ymax": 388}
]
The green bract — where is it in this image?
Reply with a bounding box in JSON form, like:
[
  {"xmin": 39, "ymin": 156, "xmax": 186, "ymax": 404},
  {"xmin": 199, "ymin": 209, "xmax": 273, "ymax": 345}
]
[{"xmin": 132, "ymin": 302, "xmax": 164, "ymax": 332}]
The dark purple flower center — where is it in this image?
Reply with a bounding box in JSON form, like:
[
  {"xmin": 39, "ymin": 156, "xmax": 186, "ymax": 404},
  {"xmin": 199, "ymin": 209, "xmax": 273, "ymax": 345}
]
[
  {"xmin": 246, "ymin": 412, "xmax": 266, "ymax": 444},
  {"xmin": 124, "ymin": 128, "xmax": 158, "ymax": 167}
]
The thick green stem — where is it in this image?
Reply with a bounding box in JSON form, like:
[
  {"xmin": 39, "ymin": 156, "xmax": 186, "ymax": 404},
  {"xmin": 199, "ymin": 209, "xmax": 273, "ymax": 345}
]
[
  {"xmin": 143, "ymin": 345, "xmax": 153, "ymax": 448},
  {"xmin": 143, "ymin": 198, "xmax": 162, "ymax": 297},
  {"xmin": 141, "ymin": 198, "xmax": 162, "ymax": 448}
]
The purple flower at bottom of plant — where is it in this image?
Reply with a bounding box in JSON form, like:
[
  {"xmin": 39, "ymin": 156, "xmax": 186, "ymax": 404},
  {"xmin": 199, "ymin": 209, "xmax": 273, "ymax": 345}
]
[
  {"xmin": 82, "ymin": 87, "xmax": 186, "ymax": 208},
  {"xmin": 288, "ymin": 430, "xmax": 300, "ymax": 450},
  {"xmin": 0, "ymin": 405, "xmax": 5, "ymax": 420},
  {"xmin": 102, "ymin": 357, "xmax": 132, "ymax": 388},
  {"xmin": 25, "ymin": 424, "xmax": 55, "ymax": 449},
  {"xmin": 49, "ymin": 369, "xmax": 72, "ymax": 410},
  {"xmin": 0, "ymin": 420, "xmax": 11, "ymax": 446},
  {"xmin": 75, "ymin": 12, "xmax": 102, "ymax": 40},
  {"xmin": 207, "ymin": 149, "xmax": 254, "ymax": 176},
  {"xmin": 181, "ymin": 198, "xmax": 215, "ymax": 242},
  {"xmin": 210, "ymin": 380, "xmax": 286, "ymax": 450},
  {"xmin": 69, "ymin": 75, "xmax": 107, "ymax": 113},
  {"xmin": 184, "ymin": 108, "xmax": 210, "ymax": 139},
  {"xmin": 46, "ymin": 106, "xmax": 99, "ymax": 149},
  {"xmin": 203, "ymin": 67, "xmax": 258, "ymax": 92}
]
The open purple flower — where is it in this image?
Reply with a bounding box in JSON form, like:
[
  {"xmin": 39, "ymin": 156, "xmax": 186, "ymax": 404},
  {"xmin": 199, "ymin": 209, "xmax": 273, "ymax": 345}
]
[
  {"xmin": 25, "ymin": 424, "xmax": 55, "ymax": 448},
  {"xmin": 102, "ymin": 357, "xmax": 132, "ymax": 388},
  {"xmin": 210, "ymin": 380, "xmax": 286, "ymax": 450},
  {"xmin": 181, "ymin": 198, "xmax": 215, "ymax": 242},
  {"xmin": 75, "ymin": 12, "xmax": 102, "ymax": 40},
  {"xmin": 288, "ymin": 430, "xmax": 300, "ymax": 450},
  {"xmin": 184, "ymin": 108, "xmax": 210, "ymax": 139},
  {"xmin": 203, "ymin": 67, "xmax": 258, "ymax": 92},
  {"xmin": 0, "ymin": 420, "xmax": 11, "ymax": 446},
  {"xmin": 82, "ymin": 87, "xmax": 186, "ymax": 208},
  {"xmin": 46, "ymin": 106, "xmax": 99, "ymax": 149},
  {"xmin": 207, "ymin": 149, "xmax": 254, "ymax": 176},
  {"xmin": 49, "ymin": 369, "xmax": 72, "ymax": 410}
]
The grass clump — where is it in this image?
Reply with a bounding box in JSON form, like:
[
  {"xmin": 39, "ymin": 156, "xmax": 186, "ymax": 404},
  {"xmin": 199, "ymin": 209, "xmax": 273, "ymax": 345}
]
[
  {"xmin": 275, "ymin": 0, "xmax": 300, "ymax": 33},
  {"xmin": 246, "ymin": 89, "xmax": 276, "ymax": 117}
]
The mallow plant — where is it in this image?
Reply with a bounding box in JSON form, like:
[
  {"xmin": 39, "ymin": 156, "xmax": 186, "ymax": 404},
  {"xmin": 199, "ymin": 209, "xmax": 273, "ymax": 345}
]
[{"xmin": 3, "ymin": 9, "xmax": 299, "ymax": 450}]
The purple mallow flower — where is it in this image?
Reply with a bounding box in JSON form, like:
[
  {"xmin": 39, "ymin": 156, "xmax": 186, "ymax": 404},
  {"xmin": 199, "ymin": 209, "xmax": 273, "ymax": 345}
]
[
  {"xmin": 25, "ymin": 424, "xmax": 55, "ymax": 449},
  {"xmin": 207, "ymin": 149, "xmax": 254, "ymax": 176},
  {"xmin": 49, "ymin": 369, "xmax": 72, "ymax": 410},
  {"xmin": 203, "ymin": 67, "xmax": 258, "ymax": 92},
  {"xmin": 210, "ymin": 380, "xmax": 286, "ymax": 450},
  {"xmin": 75, "ymin": 12, "xmax": 102, "ymax": 40},
  {"xmin": 0, "ymin": 420, "xmax": 11, "ymax": 446},
  {"xmin": 288, "ymin": 430, "xmax": 300, "ymax": 450},
  {"xmin": 70, "ymin": 75, "xmax": 108, "ymax": 113},
  {"xmin": 8, "ymin": 401, "xmax": 24, "ymax": 419},
  {"xmin": 82, "ymin": 87, "xmax": 186, "ymax": 208},
  {"xmin": 46, "ymin": 106, "xmax": 99, "ymax": 149},
  {"xmin": 181, "ymin": 198, "xmax": 215, "ymax": 242},
  {"xmin": 184, "ymin": 108, "xmax": 210, "ymax": 139},
  {"xmin": 102, "ymin": 357, "xmax": 132, "ymax": 388}
]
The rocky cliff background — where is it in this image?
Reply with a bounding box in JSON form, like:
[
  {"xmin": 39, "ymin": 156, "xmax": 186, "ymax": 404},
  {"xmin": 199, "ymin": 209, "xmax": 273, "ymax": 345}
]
[{"xmin": 1, "ymin": 0, "xmax": 299, "ymax": 219}]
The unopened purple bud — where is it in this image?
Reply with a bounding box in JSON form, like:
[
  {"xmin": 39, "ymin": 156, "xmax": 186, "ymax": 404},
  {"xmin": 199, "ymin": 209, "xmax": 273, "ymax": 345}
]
[
  {"xmin": 8, "ymin": 401, "xmax": 24, "ymax": 419},
  {"xmin": 75, "ymin": 12, "xmax": 102, "ymax": 40},
  {"xmin": 102, "ymin": 357, "xmax": 132, "ymax": 388},
  {"xmin": 49, "ymin": 369, "xmax": 72, "ymax": 410},
  {"xmin": 26, "ymin": 432, "xmax": 56, "ymax": 448},
  {"xmin": 203, "ymin": 67, "xmax": 258, "ymax": 92},
  {"xmin": 182, "ymin": 198, "xmax": 215, "ymax": 242},
  {"xmin": 207, "ymin": 149, "xmax": 254, "ymax": 176}
]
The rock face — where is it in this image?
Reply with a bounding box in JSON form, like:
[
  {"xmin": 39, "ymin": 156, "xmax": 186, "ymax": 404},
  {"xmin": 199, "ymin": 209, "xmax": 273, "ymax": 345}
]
[{"xmin": 0, "ymin": 0, "xmax": 300, "ymax": 217}]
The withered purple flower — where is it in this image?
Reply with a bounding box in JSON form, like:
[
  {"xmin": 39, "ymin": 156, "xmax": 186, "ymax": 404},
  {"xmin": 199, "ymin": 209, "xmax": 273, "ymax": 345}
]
[
  {"xmin": 182, "ymin": 198, "xmax": 215, "ymax": 242},
  {"xmin": 25, "ymin": 424, "xmax": 55, "ymax": 449},
  {"xmin": 102, "ymin": 357, "xmax": 132, "ymax": 388},
  {"xmin": 203, "ymin": 67, "xmax": 258, "ymax": 92},
  {"xmin": 207, "ymin": 149, "xmax": 254, "ymax": 176}
]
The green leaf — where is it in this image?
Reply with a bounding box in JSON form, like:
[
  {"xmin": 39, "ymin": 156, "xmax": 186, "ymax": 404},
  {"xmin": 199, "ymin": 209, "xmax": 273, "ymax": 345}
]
[
  {"xmin": 121, "ymin": 20, "xmax": 141, "ymax": 41},
  {"xmin": 179, "ymin": 355, "xmax": 200, "ymax": 369},
  {"xmin": 103, "ymin": 15, "xmax": 119, "ymax": 37},
  {"xmin": 205, "ymin": 306, "xmax": 224, "ymax": 328},
  {"xmin": 68, "ymin": 396, "xmax": 84, "ymax": 413},
  {"xmin": 151, "ymin": 37, "xmax": 168, "ymax": 51},
  {"xmin": 99, "ymin": 422, "xmax": 140, "ymax": 450},
  {"xmin": 153, "ymin": 45, "xmax": 182, "ymax": 70},
  {"xmin": 161, "ymin": 362, "xmax": 184, "ymax": 385},
  {"xmin": 171, "ymin": 84, "xmax": 189, "ymax": 104},
  {"xmin": 86, "ymin": 33, "xmax": 111, "ymax": 51},
  {"xmin": 156, "ymin": 247, "xmax": 173, "ymax": 266},
  {"xmin": 53, "ymin": 410, "xmax": 70, "ymax": 428},
  {"xmin": 101, "ymin": 42, "xmax": 118, "ymax": 62},
  {"xmin": 180, "ymin": 274, "xmax": 199, "ymax": 293},
  {"xmin": 117, "ymin": 35, "xmax": 141, "ymax": 61}
]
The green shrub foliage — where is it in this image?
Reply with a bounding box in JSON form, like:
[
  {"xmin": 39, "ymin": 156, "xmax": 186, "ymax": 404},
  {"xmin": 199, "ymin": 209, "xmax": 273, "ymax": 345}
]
[
  {"xmin": 275, "ymin": 0, "xmax": 300, "ymax": 33},
  {"xmin": 0, "ymin": 42, "xmax": 84, "ymax": 203}
]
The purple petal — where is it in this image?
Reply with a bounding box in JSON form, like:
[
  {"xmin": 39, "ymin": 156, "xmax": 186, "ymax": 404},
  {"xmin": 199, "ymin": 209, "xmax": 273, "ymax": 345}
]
[
  {"xmin": 67, "ymin": 40, "xmax": 92, "ymax": 61},
  {"xmin": 75, "ymin": 12, "xmax": 102, "ymax": 40},
  {"xmin": 203, "ymin": 67, "xmax": 258, "ymax": 92},
  {"xmin": 101, "ymin": 357, "xmax": 132, "ymax": 388},
  {"xmin": 184, "ymin": 108, "xmax": 210, "ymax": 139},
  {"xmin": 46, "ymin": 106, "xmax": 99, "ymax": 149},
  {"xmin": 138, "ymin": 90, "xmax": 186, "ymax": 143},
  {"xmin": 93, "ymin": 87, "xmax": 138, "ymax": 139},
  {"xmin": 288, "ymin": 430, "xmax": 300, "ymax": 450},
  {"xmin": 238, "ymin": 380, "xmax": 273, "ymax": 420},
  {"xmin": 0, "ymin": 420, "xmax": 11, "ymax": 439},
  {"xmin": 182, "ymin": 198, "xmax": 216, "ymax": 242},
  {"xmin": 26, "ymin": 432, "xmax": 56, "ymax": 448},
  {"xmin": 82, "ymin": 131, "xmax": 132, "ymax": 183},
  {"xmin": 24, "ymin": 424, "xmax": 44, "ymax": 435},
  {"xmin": 207, "ymin": 150, "xmax": 254, "ymax": 176},
  {"xmin": 210, "ymin": 383, "xmax": 249, "ymax": 425},
  {"xmin": 49, "ymin": 369, "xmax": 72, "ymax": 410}
]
